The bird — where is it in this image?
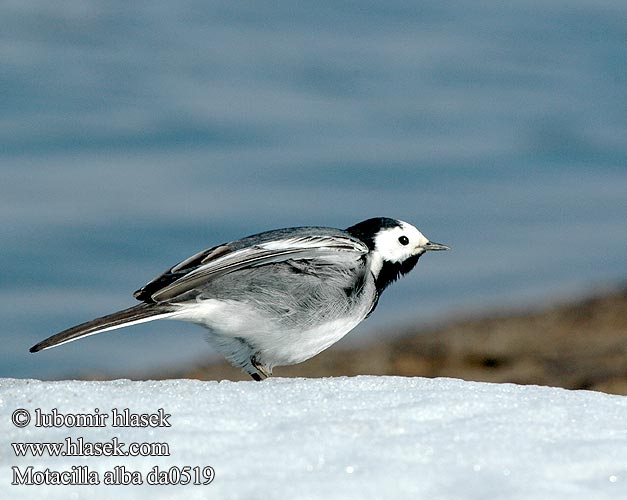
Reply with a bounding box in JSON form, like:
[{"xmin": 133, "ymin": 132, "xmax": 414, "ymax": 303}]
[{"xmin": 30, "ymin": 217, "xmax": 449, "ymax": 380}]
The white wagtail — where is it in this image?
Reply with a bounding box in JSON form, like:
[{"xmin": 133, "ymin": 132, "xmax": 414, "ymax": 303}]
[{"xmin": 30, "ymin": 217, "xmax": 449, "ymax": 380}]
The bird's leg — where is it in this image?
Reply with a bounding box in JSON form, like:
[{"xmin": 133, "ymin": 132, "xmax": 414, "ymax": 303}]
[{"xmin": 250, "ymin": 354, "xmax": 271, "ymax": 381}]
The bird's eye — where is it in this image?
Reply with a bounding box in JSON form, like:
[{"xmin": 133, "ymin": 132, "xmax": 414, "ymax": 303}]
[{"xmin": 398, "ymin": 235, "xmax": 409, "ymax": 246}]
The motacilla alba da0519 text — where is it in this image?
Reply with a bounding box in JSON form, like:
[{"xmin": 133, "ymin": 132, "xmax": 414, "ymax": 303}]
[{"xmin": 30, "ymin": 217, "xmax": 449, "ymax": 380}]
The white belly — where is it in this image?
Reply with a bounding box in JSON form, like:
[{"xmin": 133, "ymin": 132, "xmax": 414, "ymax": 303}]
[
  {"xmin": 168, "ymin": 294, "xmax": 373, "ymax": 369},
  {"xmin": 258, "ymin": 314, "xmax": 367, "ymax": 366}
]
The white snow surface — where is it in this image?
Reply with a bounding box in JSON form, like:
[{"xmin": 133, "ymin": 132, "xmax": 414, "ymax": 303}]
[{"xmin": 1, "ymin": 376, "xmax": 626, "ymax": 499}]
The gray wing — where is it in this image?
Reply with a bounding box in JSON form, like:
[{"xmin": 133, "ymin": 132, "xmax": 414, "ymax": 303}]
[{"xmin": 134, "ymin": 227, "xmax": 369, "ymax": 303}]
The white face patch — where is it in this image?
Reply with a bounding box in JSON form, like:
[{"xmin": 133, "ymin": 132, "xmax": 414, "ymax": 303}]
[{"xmin": 372, "ymin": 220, "xmax": 430, "ymax": 265}]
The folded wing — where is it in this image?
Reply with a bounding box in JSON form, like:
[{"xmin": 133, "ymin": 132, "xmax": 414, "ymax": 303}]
[{"xmin": 135, "ymin": 231, "xmax": 369, "ymax": 303}]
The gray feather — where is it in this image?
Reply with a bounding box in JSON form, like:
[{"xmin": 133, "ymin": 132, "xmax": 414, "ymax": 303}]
[{"xmin": 145, "ymin": 230, "xmax": 368, "ymax": 302}]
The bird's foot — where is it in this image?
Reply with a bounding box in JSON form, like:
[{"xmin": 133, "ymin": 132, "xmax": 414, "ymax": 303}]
[{"xmin": 249, "ymin": 354, "xmax": 272, "ymax": 381}]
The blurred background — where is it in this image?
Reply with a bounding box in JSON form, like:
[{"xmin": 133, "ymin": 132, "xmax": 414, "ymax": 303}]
[{"xmin": 2, "ymin": 1, "xmax": 626, "ymax": 391}]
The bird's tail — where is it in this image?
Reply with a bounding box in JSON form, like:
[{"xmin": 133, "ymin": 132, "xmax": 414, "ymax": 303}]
[{"xmin": 29, "ymin": 303, "xmax": 176, "ymax": 353}]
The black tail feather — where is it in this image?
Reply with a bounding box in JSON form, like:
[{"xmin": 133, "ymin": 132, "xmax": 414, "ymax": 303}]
[{"xmin": 29, "ymin": 303, "xmax": 174, "ymax": 353}]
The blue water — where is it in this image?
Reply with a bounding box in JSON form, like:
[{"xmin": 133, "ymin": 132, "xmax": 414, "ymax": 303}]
[{"xmin": 2, "ymin": 1, "xmax": 626, "ymax": 379}]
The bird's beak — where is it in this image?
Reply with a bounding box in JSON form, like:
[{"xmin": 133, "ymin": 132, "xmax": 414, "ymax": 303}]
[{"xmin": 423, "ymin": 241, "xmax": 450, "ymax": 252}]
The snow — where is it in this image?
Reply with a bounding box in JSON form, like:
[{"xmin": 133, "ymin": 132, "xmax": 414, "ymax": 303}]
[{"xmin": 1, "ymin": 376, "xmax": 626, "ymax": 499}]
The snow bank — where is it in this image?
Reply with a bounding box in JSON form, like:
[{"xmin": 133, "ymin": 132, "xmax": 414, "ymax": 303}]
[{"xmin": 1, "ymin": 376, "xmax": 626, "ymax": 499}]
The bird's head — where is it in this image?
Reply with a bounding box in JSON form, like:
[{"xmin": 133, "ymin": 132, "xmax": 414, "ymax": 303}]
[{"xmin": 346, "ymin": 217, "xmax": 449, "ymax": 292}]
